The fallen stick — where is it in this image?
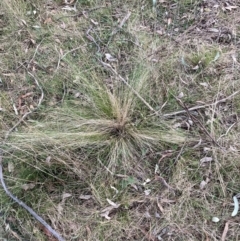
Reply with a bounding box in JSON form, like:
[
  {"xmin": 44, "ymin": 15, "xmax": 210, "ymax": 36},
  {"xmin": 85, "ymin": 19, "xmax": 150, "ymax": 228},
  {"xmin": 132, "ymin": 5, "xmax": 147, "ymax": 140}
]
[
  {"xmin": 1, "ymin": 72, "xmax": 65, "ymax": 241},
  {"xmin": 107, "ymin": 11, "xmax": 132, "ymax": 46},
  {"xmin": 221, "ymin": 220, "xmax": 230, "ymax": 241},
  {"xmin": 162, "ymin": 90, "xmax": 240, "ymax": 117},
  {"xmin": 0, "ymin": 152, "xmax": 65, "ymax": 241}
]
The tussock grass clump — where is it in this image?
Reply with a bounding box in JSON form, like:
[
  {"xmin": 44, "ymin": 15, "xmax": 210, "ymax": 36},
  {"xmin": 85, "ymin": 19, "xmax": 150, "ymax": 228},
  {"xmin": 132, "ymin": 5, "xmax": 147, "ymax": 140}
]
[
  {"xmin": 2, "ymin": 59, "xmax": 187, "ymax": 240},
  {"xmin": 7, "ymin": 62, "xmax": 186, "ymax": 172}
]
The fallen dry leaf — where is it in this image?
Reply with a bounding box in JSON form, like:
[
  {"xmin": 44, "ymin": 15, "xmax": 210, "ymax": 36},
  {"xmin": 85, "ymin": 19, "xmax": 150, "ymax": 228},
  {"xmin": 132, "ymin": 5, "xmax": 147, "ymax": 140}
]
[
  {"xmin": 55, "ymin": 38, "xmax": 61, "ymax": 44},
  {"xmin": 200, "ymin": 180, "xmax": 207, "ymax": 189},
  {"xmin": 105, "ymin": 53, "xmax": 117, "ymax": 62},
  {"xmin": 200, "ymin": 157, "xmax": 213, "ymax": 166},
  {"xmin": 156, "ymin": 199, "xmax": 164, "ymax": 213},
  {"xmin": 57, "ymin": 204, "xmax": 63, "ymax": 216},
  {"xmin": 177, "ymin": 92, "xmax": 184, "ymax": 99},
  {"xmin": 199, "ymin": 82, "xmax": 209, "ymax": 88},
  {"xmin": 21, "ymin": 92, "xmax": 33, "ymax": 99},
  {"xmin": 106, "ymin": 198, "xmax": 120, "ymax": 208},
  {"xmin": 160, "ymin": 198, "xmax": 176, "ymax": 204},
  {"xmin": 167, "ymin": 18, "xmax": 172, "ymax": 26},
  {"xmin": 110, "ymin": 186, "xmax": 119, "ymax": 196},
  {"xmin": 192, "ymin": 65, "xmax": 199, "ymax": 70},
  {"xmin": 144, "ymin": 189, "xmax": 151, "ymax": 196},
  {"xmin": 57, "ymin": 192, "xmax": 72, "ymax": 217},
  {"xmin": 212, "ymin": 217, "xmax": 220, "ymax": 223},
  {"xmin": 22, "ymin": 183, "xmax": 36, "ymax": 191},
  {"xmin": 85, "ymin": 225, "xmax": 91, "ymax": 238},
  {"xmin": 200, "ymin": 177, "xmax": 210, "ymax": 190},
  {"xmin": 44, "ymin": 17, "xmax": 52, "ymax": 24},
  {"xmin": 8, "ymin": 162, "xmax": 14, "ymax": 173},
  {"xmin": 100, "ymin": 209, "xmax": 111, "ymax": 220},
  {"xmin": 144, "ymin": 211, "xmax": 151, "ymax": 219},
  {"xmin": 79, "ymin": 194, "xmax": 92, "ymax": 200},
  {"xmin": 143, "ymin": 178, "xmax": 151, "ymax": 186},
  {"xmin": 225, "ymin": 6, "xmax": 238, "ymax": 11},
  {"xmin": 13, "ymin": 103, "xmax": 18, "ymax": 115},
  {"xmin": 2, "ymin": 73, "xmax": 15, "ymax": 77},
  {"xmin": 45, "ymin": 156, "xmax": 51, "ymax": 165},
  {"xmin": 62, "ymin": 6, "xmax": 76, "ymax": 12},
  {"xmin": 100, "ymin": 199, "xmax": 120, "ymax": 220},
  {"xmin": 62, "ymin": 193, "xmax": 72, "ymax": 199},
  {"xmin": 60, "ymin": 22, "xmax": 66, "ymax": 29},
  {"xmin": 90, "ymin": 19, "xmax": 98, "ymax": 25},
  {"xmin": 20, "ymin": 19, "xmax": 27, "ymax": 26}
]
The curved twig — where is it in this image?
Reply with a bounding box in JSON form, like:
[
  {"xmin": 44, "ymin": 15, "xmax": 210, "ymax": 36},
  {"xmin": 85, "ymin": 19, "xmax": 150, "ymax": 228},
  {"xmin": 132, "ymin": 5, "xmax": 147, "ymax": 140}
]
[
  {"xmin": 0, "ymin": 154, "xmax": 65, "ymax": 241},
  {"xmin": 1, "ymin": 72, "xmax": 65, "ymax": 241}
]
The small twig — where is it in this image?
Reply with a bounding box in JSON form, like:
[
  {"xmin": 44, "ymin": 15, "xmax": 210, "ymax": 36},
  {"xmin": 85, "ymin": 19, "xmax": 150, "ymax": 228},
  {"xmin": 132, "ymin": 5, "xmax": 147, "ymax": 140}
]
[
  {"xmin": 27, "ymin": 41, "xmax": 43, "ymax": 69},
  {"xmin": 173, "ymin": 142, "xmax": 186, "ymax": 165},
  {"xmin": 97, "ymin": 158, "xmax": 114, "ymax": 176},
  {"xmin": 162, "ymin": 90, "xmax": 240, "ymax": 117},
  {"xmin": 86, "ymin": 27, "xmax": 101, "ymax": 52},
  {"xmin": 176, "ymin": 97, "xmax": 222, "ymax": 148},
  {"xmin": 16, "ymin": 41, "xmax": 43, "ymax": 72},
  {"xmin": 155, "ymin": 175, "xmax": 175, "ymax": 192},
  {"xmin": 0, "ymin": 152, "xmax": 65, "ymax": 241},
  {"xmin": 139, "ymin": 227, "xmax": 155, "ymax": 241},
  {"xmin": 61, "ymin": 81, "xmax": 67, "ymax": 103},
  {"xmin": 217, "ymin": 122, "xmax": 236, "ymax": 141},
  {"xmin": 4, "ymin": 72, "xmax": 44, "ymax": 140},
  {"xmin": 56, "ymin": 45, "xmax": 83, "ymax": 72},
  {"xmin": 107, "ymin": 11, "xmax": 131, "ymax": 46},
  {"xmin": 221, "ymin": 220, "xmax": 231, "ymax": 241},
  {"xmin": 100, "ymin": 60, "xmax": 156, "ymax": 113},
  {"xmin": 119, "ymin": 11, "xmax": 132, "ymax": 29},
  {"xmin": 4, "ymin": 111, "xmax": 31, "ymax": 141},
  {"xmin": 60, "ymin": 46, "xmax": 83, "ymax": 60},
  {"xmin": 1, "ymin": 73, "xmax": 65, "ymax": 240}
]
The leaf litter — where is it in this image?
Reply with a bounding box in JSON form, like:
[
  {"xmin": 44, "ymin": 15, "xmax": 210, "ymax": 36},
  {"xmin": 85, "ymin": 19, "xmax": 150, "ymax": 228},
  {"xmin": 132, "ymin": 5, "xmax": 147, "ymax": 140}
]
[{"xmin": 100, "ymin": 199, "xmax": 121, "ymax": 220}]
